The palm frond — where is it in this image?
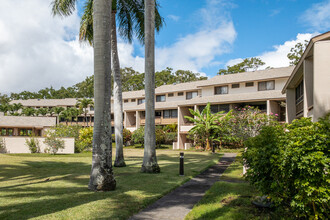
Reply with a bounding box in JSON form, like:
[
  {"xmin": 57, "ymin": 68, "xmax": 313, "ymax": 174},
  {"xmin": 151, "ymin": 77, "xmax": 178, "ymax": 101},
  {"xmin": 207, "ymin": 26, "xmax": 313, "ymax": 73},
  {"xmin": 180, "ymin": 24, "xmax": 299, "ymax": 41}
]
[
  {"xmin": 79, "ymin": 0, "xmax": 94, "ymax": 45},
  {"xmin": 51, "ymin": 0, "xmax": 77, "ymax": 17}
]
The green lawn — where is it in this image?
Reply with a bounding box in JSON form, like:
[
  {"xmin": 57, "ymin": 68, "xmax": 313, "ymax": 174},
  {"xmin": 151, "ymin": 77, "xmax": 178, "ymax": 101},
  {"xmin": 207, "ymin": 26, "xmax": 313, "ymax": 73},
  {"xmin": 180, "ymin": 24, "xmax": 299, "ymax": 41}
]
[
  {"xmin": 185, "ymin": 154, "xmax": 276, "ymax": 220},
  {"xmin": 0, "ymin": 149, "xmax": 220, "ymax": 220}
]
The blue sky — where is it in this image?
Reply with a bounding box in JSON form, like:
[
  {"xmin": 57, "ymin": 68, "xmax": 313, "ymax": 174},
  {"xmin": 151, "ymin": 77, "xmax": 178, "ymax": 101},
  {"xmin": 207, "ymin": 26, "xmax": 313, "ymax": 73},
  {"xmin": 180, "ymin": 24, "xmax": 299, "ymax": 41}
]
[{"xmin": 0, "ymin": 0, "xmax": 329, "ymax": 93}]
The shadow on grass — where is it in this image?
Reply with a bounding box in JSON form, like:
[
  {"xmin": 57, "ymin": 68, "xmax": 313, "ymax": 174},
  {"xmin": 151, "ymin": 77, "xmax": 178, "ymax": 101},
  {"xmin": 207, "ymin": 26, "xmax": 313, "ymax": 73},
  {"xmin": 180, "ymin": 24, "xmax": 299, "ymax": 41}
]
[{"xmin": 0, "ymin": 152, "xmax": 220, "ymax": 220}]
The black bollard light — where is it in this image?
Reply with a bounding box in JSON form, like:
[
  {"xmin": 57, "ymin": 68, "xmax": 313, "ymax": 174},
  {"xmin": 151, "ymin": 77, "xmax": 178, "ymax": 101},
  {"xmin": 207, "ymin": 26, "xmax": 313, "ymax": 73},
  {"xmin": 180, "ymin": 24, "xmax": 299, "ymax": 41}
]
[{"xmin": 180, "ymin": 152, "xmax": 184, "ymax": 176}]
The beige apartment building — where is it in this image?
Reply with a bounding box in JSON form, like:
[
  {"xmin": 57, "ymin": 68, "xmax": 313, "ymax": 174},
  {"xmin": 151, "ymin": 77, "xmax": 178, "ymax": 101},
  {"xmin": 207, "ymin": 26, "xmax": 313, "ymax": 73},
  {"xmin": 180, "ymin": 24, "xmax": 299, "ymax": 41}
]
[
  {"xmin": 283, "ymin": 32, "xmax": 330, "ymax": 122},
  {"xmin": 5, "ymin": 66, "xmax": 293, "ymax": 149}
]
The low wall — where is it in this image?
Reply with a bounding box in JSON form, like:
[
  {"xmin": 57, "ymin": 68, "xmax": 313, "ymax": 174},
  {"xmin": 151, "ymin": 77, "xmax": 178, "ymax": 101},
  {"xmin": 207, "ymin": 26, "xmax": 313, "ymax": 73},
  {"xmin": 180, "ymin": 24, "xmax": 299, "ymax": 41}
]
[{"xmin": 0, "ymin": 137, "xmax": 75, "ymax": 154}]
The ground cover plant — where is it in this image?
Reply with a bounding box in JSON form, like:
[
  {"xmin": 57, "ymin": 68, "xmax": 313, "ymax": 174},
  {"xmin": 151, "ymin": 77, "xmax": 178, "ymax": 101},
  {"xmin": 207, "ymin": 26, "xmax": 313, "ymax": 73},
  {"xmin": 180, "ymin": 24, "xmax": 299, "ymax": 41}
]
[{"xmin": 0, "ymin": 149, "xmax": 220, "ymax": 219}]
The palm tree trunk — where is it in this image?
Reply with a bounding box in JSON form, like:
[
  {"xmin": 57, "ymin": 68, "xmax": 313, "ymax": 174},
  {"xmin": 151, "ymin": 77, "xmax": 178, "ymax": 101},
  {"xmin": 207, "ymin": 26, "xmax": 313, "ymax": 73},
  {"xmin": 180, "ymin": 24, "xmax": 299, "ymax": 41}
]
[
  {"xmin": 112, "ymin": 10, "xmax": 126, "ymax": 167},
  {"xmin": 141, "ymin": 0, "xmax": 160, "ymax": 173},
  {"xmin": 88, "ymin": 0, "xmax": 116, "ymax": 191}
]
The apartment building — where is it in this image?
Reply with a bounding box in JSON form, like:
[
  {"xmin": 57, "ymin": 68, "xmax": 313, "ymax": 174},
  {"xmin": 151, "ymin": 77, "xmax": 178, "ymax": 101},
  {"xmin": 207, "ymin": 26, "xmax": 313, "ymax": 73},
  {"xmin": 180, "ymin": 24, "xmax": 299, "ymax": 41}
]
[
  {"xmin": 283, "ymin": 31, "xmax": 330, "ymax": 122},
  {"xmin": 5, "ymin": 66, "xmax": 293, "ymax": 149}
]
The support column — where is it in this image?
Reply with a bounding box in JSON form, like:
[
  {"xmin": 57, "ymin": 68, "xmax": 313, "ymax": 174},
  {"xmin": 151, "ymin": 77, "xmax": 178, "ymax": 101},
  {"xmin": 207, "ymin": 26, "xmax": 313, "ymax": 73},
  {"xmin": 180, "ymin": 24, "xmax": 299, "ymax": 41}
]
[
  {"xmin": 136, "ymin": 111, "xmax": 141, "ymax": 129},
  {"xmin": 286, "ymin": 89, "xmax": 296, "ymax": 123}
]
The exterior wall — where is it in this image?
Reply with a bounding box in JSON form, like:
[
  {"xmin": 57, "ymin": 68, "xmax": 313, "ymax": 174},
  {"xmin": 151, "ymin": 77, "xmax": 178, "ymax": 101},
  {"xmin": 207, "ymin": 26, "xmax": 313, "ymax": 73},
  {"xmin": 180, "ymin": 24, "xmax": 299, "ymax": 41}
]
[
  {"xmin": 286, "ymin": 88, "xmax": 296, "ymax": 123},
  {"xmin": 1, "ymin": 137, "xmax": 75, "ymax": 154},
  {"xmin": 313, "ymin": 41, "xmax": 330, "ymax": 121},
  {"xmin": 304, "ymin": 57, "xmax": 314, "ymax": 118}
]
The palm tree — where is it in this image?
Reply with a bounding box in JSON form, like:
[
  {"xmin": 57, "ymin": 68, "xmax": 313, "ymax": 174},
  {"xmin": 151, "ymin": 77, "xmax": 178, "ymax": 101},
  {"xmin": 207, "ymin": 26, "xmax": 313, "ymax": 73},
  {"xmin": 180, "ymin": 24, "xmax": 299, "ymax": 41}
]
[
  {"xmin": 0, "ymin": 103, "xmax": 10, "ymax": 116},
  {"xmin": 141, "ymin": 0, "xmax": 159, "ymax": 173},
  {"xmin": 76, "ymin": 98, "xmax": 94, "ymax": 127},
  {"xmin": 37, "ymin": 108, "xmax": 48, "ymax": 116},
  {"xmin": 60, "ymin": 109, "xmax": 72, "ymax": 125},
  {"xmin": 22, "ymin": 107, "xmax": 36, "ymax": 117},
  {"xmin": 52, "ymin": 106, "xmax": 65, "ymax": 124},
  {"xmin": 184, "ymin": 103, "xmax": 222, "ymax": 152},
  {"xmin": 51, "ymin": 0, "xmax": 164, "ymax": 168},
  {"xmin": 69, "ymin": 107, "xmax": 82, "ymax": 124},
  {"xmin": 88, "ymin": 0, "xmax": 115, "ymax": 191}
]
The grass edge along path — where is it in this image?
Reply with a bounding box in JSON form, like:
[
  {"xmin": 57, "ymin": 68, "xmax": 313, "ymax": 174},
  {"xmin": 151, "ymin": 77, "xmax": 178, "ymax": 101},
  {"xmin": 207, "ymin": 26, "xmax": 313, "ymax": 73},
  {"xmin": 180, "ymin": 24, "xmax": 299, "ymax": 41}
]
[
  {"xmin": 0, "ymin": 149, "xmax": 220, "ymax": 220},
  {"xmin": 185, "ymin": 154, "xmax": 280, "ymax": 220}
]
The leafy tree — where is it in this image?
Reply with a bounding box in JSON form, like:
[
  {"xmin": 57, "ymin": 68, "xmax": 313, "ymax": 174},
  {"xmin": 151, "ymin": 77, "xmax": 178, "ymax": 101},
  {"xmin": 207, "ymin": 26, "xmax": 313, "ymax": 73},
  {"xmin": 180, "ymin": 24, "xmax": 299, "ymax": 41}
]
[
  {"xmin": 218, "ymin": 57, "xmax": 265, "ymax": 75},
  {"xmin": 44, "ymin": 131, "xmax": 65, "ymax": 154},
  {"xmin": 287, "ymin": 40, "xmax": 309, "ymax": 65},
  {"xmin": 52, "ymin": 106, "xmax": 65, "ymax": 124},
  {"xmin": 60, "ymin": 109, "xmax": 72, "ymax": 125},
  {"xmin": 0, "ymin": 93, "xmax": 10, "ymax": 105},
  {"xmin": 22, "ymin": 107, "xmax": 36, "ymax": 116},
  {"xmin": 132, "ymin": 126, "xmax": 144, "ymax": 147},
  {"xmin": 0, "ymin": 103, "xmax": 10, "ymax": 116},
  {"xmin": 185, "ymin": 103, "xmax": 222, "ymax": 152}
]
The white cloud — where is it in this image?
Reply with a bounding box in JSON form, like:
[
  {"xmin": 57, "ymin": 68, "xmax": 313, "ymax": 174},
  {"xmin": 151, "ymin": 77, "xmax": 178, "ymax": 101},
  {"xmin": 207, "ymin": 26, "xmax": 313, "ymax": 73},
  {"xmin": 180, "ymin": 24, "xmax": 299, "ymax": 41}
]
[
  {"xmin": 225, "ymin": 33, "xmax": 317, "ymax": 69},
  {"xmin": 0, "ymin": 0, "xmax": 93, "ymax": 94},
  {"xmin": 302, "ymin": 0, "xmax": 330, "ymax": 31},
  {"xmin": 167, "ymin": 15, "xmax": 180, "ymax": 22},
  {"xmin": 155, "ymin": 0, "xmax": 237, "ymax": 73}
]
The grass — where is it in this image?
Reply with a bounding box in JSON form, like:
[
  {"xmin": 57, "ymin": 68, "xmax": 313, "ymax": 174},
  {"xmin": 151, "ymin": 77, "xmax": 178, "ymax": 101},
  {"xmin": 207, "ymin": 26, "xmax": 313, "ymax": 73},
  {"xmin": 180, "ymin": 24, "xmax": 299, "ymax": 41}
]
[
  {"xmin": 185, "ymin": 154, "xmax": 276, "ymax": 220},
  {"xmin": 0, "ymin": 149, "xmax": 220, "ymax": 220}
]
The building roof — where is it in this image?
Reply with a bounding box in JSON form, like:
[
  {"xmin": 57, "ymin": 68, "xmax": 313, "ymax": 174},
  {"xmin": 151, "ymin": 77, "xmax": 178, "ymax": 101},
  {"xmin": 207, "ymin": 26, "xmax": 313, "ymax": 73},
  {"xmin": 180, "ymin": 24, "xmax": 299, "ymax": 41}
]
[
  {"xmin": 11, "ymin": 98, "xmax": 77, "ymax": 107},
  {"xmin": 0, "ymin": 116, "xmax": 56, "ymax": 128},
  {"xmin": 282, "ymin": 31, "xmax": 330, "ymax": 93}
]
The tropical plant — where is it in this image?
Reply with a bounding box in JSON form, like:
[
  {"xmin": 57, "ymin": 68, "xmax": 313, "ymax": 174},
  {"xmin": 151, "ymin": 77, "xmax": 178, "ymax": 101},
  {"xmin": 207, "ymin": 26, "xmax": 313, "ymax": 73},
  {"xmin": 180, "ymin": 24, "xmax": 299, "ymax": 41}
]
[
  {"xmin": 22, "ymin": 107, "xmax": 36, "ymax": 116},
  {"xmin": 76, "ymin": 126, "xmax": 93, "ymax": 152},
  {"xmin": 244, "ymin": 115, "xmax": 330, "ymax": 218},
  {"xmin": 52, "ymin": 106, "xmax": 65, "ymax": 124},
  {"xmin": 25, "ymin": 137, "xmax": 41, "ymax": 153},
  {"xmin": 76, "ymin": 98, "xmax": 93, "ymax": 126},
  {"xmin": 142, "ymin": 0, "xmax": 160, "ymax": 173},
  {"xmin": 9, "ymin": 103, "xmax": 23, "ymax": 115},
  {"xmin": 60, "ymin": 109, "xmax": 72, "ymax": 125},
  {"xmin": 37, "ymin": 108, "xmax": 48, "ymax": 116},
  {"xmin": 0, "ymin": 103, "xmax": 10, "ymax": 116},
  {"xmin": 122, "ymin": 128, "xmax": 132, "ymax": 146},
  {"xmin": 185, "ymin": 103, "xmax": 222, "ymax": 152},
  {"xmin": 69, "ymin": 107, "xmax": 83, "ymax": 125},
  {"xmin": 0, "ymin": 137, "xmax": 7, "ymax": 153}
]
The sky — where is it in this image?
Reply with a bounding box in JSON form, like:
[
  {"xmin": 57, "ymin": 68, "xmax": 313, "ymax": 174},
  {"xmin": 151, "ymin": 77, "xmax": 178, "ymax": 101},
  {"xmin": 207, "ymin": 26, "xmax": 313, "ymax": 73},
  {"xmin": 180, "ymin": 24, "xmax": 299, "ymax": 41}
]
[{"xmin": 0, "ymin": 0, "xmax": 329, "ymax": 94}]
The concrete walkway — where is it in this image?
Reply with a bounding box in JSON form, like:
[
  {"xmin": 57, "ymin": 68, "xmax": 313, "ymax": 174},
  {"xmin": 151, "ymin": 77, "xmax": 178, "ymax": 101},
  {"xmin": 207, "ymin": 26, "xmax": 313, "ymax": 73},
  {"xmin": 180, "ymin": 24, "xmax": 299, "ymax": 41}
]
[{"xmin": 129, "ymin": 153, "xmax": 237, "ymax": 220}]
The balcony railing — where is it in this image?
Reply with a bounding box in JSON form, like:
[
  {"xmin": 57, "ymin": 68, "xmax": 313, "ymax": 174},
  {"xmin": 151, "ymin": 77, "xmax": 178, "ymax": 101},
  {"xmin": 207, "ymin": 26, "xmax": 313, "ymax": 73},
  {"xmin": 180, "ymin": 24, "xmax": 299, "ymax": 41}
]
[
  {"xmin": 296, "ymin": 101, "xmax": 304, "ymax": 115},
  {"xmin": 140, "ymin": 117, "xmax": 177, "ymax": 125}
]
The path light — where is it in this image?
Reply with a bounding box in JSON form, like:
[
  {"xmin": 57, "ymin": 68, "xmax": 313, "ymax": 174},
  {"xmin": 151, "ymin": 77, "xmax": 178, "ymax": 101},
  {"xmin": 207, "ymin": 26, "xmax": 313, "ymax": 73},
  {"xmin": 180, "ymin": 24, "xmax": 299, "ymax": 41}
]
[{"xmin": 180, "ymin": 152, "xmax": 184, "ymax": 176}]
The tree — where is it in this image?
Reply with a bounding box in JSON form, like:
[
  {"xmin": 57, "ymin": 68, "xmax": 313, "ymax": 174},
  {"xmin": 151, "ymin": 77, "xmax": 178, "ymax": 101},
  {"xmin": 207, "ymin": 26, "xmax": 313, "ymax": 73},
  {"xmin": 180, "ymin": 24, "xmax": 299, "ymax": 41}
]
[
  {"xmin": 9, "ymin": 103, "xmax": 23, "ymax": 115},
  {"xmin": 142, "ymin": 0, "xmax": 160, "ymax": 173},
  {"xmin": 22, "ymin": 107, "xmax": 36, "ymax": 117},
  {"xmin": 60, "ymin": 109, "xmax": 72, "ymax": 125},
  {"xmin": 52, "ymin": 106, "xmax": 65, "ymax": 124},
  {"xmin": 88, "ymin": 0, "xmax": 116, "ymax": 191},
  {"xmin": 287, "ymin": 40, "xmax": 309, "ymax": 65},
  {"xmin": 37, "ymin": 108, "xmax": 48, "ymax": 116},
  {"xmin": 184, "ymin": 103, "xmax": 221, "ymax": 152},
  {"xmin": 52, "ymin": 0, "xmax": 164, "ymax": 168},
  {"xmin": 0, "ymin": 103, "xmax": 10, "ymax": 116},
  {"xmin": 217, "ymin": 57, "xmax": 265, "ymax": 75},
  {"xmin": 69, "ymin": 107, "xmax": 82, "ymax": 125},
  {"xmin": 76, "ymin": 98, "xmax": 94, "ymax": 127}
]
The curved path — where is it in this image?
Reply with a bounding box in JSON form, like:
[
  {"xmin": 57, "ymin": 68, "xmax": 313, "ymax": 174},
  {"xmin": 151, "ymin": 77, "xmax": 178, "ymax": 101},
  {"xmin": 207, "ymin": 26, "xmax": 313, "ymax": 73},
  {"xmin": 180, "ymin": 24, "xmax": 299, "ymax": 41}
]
[{"xmin": 129, "ymin": 153, "xmax": 237, "ymax": 220}]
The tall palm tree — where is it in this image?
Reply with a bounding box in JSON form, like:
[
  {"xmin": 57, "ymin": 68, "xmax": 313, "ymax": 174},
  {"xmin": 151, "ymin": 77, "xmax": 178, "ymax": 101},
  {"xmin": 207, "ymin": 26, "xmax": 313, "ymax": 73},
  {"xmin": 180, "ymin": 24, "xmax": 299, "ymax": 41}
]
[
  {"xmin": 141, "ymin": 0, "xmax": 159, "ymax": 173},
  {"xmin": 52, "ymin": 0, "xmax": 164, "ymax": 168},
  {"xmin": 22, "ymin": 107, "xmax": 36, "ymax": 117},
  {"xmin": 60, "ymin": 109, "xmax": 72, "ymax": 125},
  {"xmin": 89, "ymin": 0, "xmax": 116, "ymax": 191},
  {"xmin": 37, "ymin": 108, "xmax": 48, "ymax": 116},
  {"xmin": 0, "ymin": 103, "xmax": 10, "ymax": 116},
  {"xmin": 52, "ymin": 106, "xmax": 65, "ymax": 124},
  {"xmin": 76, "ymin": 98, "xmax": 94, "ymax": 127}
]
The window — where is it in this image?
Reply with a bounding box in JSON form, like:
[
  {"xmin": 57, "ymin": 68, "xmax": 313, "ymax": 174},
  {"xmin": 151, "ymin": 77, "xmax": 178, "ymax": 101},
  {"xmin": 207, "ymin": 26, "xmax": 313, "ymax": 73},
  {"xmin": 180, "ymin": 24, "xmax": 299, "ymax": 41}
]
[
  {"xmin": 178, "ymin": 92, "xmax": 184, "ymax": 96},
  {"xmin": 155, "ymin": 111, "xmax": 162, "ymax": 117},
  {"xmin": 210, "ymin": 104, "xmax": 230, "ymax": 114},
  {"xmin": 163, "ymin": 109, "xmax": 178, "ymax": 118},
  {"xmin": 156, "ymin": 95, "xmax": 166, "ymax": 102},
  {"xmin": 131, "ymin": 99, "xmax": 136, "ymax": 102},
  {"xmin": 138, "ymin": 99, "xmax": 145, "ymax": 105},
  {"xmin": 186, "ymin": 91, "xmax": 198, "ymax": 100},
  {"xmin": 168, "ymin": 93, "xmax": 174, "ymax": 97},
  {"xmin": 232, "ymin": 84, "xmax": 240, "ymax": 88},
  {"xmin": 258, "ymin": 80, "xmax": 275, "ymax": 91},
  {"xmin": 90, "ymin": 106, "xmax": 94, "ymax": 111},
  {"xmin": 124, "ymin": 99, "xmax": 129, "ymax": 103},
  {"xmin": 245, "ymin": 82, "xmax": 254, "ymax": 87},
  {"xmin": 1, "ymin": 128, "xmax": 6, "ymax": 136},
  {"xmin": 295, "ymin": 80, "xmax": 304, "ymax": 105},
  {"xmin": 198, "ymin": 105, "xmax": 206, "ymax": 112},
  {"xmin": 214, "ymin": 86, "xmax": 228, "ymax": 95}
]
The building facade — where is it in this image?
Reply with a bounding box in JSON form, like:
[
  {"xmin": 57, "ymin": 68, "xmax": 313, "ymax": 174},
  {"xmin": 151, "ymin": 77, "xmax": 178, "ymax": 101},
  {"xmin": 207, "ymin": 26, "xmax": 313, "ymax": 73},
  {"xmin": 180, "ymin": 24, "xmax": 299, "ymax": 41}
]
[
  {"xmin": 5, "ymin": 66, "xmax": 293, "ymax": 149},
  {"xmin": 283, "ymin": 32, "xmax": 330, "ymax": 122}
]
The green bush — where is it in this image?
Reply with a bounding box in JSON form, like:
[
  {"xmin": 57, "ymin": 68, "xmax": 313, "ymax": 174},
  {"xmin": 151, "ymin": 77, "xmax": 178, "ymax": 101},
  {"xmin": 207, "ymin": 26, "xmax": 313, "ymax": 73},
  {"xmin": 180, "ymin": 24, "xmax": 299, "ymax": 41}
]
[
  {"xmin": 76, "ymin": 127, "xmax": 93, "ymax": 152},
  {"xmin": 165, "ymin": 132, "xmax": 177, "ymax": 144},
  {"xmin": 155, "ymin": 128, "xmax": 165, "ymax": 147},
  {"xmin": 244, "ymin": 115, "xmax": 330, "ymax": 218},
  {"xmin": 132, "ymin": 127, "xmax": 144, "ymax": 147},
  {"xmin": 123, "ymin": 128, "xmax": 132, "ymax": 146},
  {"xmin": 44, "ymin": 131, "xmax": 65, "ymax": 154},
  {"xmin": 47, "ymin": 125, "xmax": 81, "ymax": 152},
  {"xmin": 25, "ymin": 137, "xmax": 40, "ymax": 153},
  {"xmin": 0, "ymin": 137, "xmax": 6, "ymax": 153}
]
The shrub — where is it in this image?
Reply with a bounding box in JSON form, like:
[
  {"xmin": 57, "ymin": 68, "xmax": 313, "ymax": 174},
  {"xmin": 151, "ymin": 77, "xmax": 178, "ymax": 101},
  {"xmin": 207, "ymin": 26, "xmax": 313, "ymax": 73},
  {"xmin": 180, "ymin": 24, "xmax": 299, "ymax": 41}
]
[
  {"xmin": 244, "ymin": 115, "xmax": 330, "ymax": 218},
  {"xmin": 44, "ymin": 131, "xmax": 65, "ymax": 154},
  {"xmin": 25, "ymin": 137, "xmax": 40, "ymax": 153},
  {"xmin": 132, "ymin": 127, "xmax": 144, "ymax": 147},
  {"xmin": 76, "ymin": 127, "xmax": 93, "ymax": 152},
  {"xmin": 123, "ymin": 128, "xmax": 132, "ymax": 146},
  {"xmin": 155, "ymin": 128, "xmax": 165, "ymax": 147},
  {"xmin": 47, "ymin": 125, "xmax": 81, "ymax": 153},
  {"xmin": 165, "ymin": 132, "xmax": 177, "ymax": 144},
  {"xmin": 0, "ymin": 137, "xmax": 6, "ymax": 153}
]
